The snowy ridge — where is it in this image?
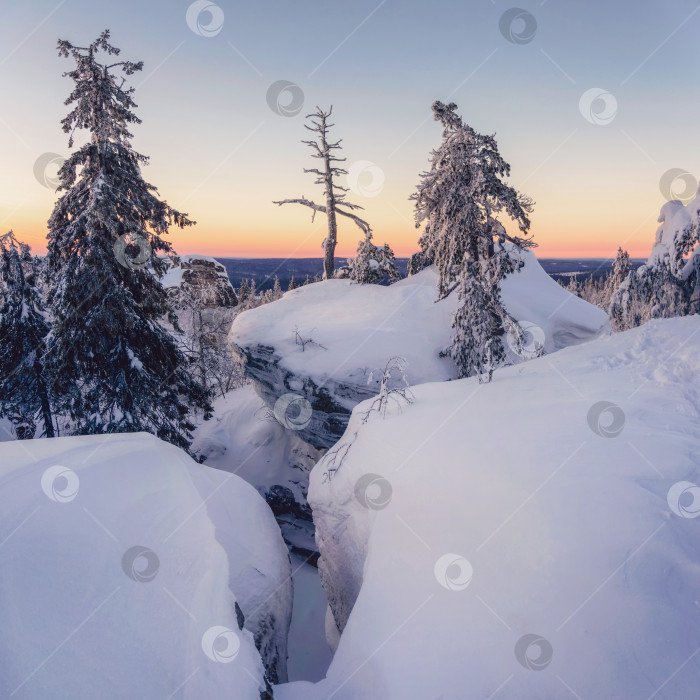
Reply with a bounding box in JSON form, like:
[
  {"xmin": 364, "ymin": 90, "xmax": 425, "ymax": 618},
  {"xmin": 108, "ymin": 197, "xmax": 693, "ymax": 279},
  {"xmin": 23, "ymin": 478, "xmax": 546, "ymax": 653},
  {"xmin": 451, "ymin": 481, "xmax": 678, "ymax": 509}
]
[
  {"xmin": 0, "ymin": 432, "xmax": 292, "ymax": 698},
  {"xmin": 230, "ymin": 252, "xmax": 609, "ymax": 449},
  {"xmin": 276, "ymin": 316, "xmax": 700, "ymax": 699}
]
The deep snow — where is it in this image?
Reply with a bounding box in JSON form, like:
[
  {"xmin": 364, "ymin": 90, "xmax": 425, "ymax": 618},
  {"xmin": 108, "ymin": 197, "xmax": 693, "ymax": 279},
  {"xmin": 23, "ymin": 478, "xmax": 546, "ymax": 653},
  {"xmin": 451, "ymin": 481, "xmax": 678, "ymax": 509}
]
[
  {"xmin": 277, "ymin": 315, "xmax": 700, "ymax": 699},
  {"xmin": 0, "ymin": 432, "xmax": 291, "ymax": 698},
  {"xmin": 230, "ymin": 251, "xmax": 610, "ymax": 391}
]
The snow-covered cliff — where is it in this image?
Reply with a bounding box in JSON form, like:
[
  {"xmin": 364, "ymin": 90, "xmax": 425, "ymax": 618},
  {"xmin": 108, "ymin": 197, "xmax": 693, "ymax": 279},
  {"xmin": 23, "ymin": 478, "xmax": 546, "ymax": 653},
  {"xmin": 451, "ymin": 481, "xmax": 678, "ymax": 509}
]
[
  {"xmin": 230, "ymin": 252, "xmax": 609, "ymax": 449},
  {"xmin": 276, "ymin": 315, "xmax": 700, "ymax": 699}
]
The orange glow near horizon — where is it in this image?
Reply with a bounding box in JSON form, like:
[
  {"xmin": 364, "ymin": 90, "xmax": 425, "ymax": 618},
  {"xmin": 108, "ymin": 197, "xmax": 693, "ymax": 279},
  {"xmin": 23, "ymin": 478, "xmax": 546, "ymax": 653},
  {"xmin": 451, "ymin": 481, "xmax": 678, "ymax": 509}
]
[{"xmin": 13, "ymin": 218, "xmax": 656, "ymax": 261}]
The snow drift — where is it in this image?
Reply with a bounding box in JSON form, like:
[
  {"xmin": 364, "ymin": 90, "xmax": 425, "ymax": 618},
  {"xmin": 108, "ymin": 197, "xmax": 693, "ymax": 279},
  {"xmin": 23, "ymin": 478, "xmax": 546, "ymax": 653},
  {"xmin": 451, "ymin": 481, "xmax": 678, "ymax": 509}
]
[
  {"xmin": 0, "ymin": 432, "xmax": 291, "ymax": 698},
  {"xmin": 230, "ymin": 251, "xmax": 609, "ymax": 449},
  {"xmin": 278, "ymin": 315, "xmax": 700, "ymax": 699}
]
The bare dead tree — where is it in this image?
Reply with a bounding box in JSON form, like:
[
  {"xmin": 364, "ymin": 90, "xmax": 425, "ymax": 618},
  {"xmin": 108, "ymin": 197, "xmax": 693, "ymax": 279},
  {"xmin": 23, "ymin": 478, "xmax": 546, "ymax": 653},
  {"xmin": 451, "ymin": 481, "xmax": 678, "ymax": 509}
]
[{"xmin": 273, "ymin": 106, "xmax": 371, "ymax": 280}]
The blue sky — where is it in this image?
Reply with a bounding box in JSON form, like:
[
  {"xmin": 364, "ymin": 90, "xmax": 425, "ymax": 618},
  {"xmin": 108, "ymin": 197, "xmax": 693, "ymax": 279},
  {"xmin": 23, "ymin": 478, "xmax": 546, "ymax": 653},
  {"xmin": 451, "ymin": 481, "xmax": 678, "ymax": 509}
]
[{"xmin": 1, "ymin": 0, "xmax": 698, "ymax": 257}]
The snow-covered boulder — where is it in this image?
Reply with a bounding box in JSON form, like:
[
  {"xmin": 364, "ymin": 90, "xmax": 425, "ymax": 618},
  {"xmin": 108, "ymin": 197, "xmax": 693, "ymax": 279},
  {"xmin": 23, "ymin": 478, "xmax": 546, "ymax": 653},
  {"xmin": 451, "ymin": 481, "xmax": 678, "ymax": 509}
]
[
  {"xmin": 230, "ymin": 251, "xmax": 609, "ymax": 449},
  {"xmin": 279, "ymin": 316, "xmax": 700, "ymax": 699},
  {"xmin": 0, "ymin": 432, "xmax": 292, "ymax": 698},
  {"xmin": 163, "ymin": 254, "xmax": 238, "ymax": 309},
  {"xmin": 192, "ymin": 385, "xmax": 322, "ymax": 560}
]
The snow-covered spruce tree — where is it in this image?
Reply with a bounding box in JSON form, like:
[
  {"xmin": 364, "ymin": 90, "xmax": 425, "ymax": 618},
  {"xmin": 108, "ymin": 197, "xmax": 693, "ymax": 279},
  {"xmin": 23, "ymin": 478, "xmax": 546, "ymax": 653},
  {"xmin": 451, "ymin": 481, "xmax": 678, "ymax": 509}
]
[
  {"xmin": 411, "ymin": 101, "xmax": 535, "ymax": 379},
  {"xmin": 412, "ymin": 101, "xmax": 534, "ymax": 299},
  {"xmin": 271, "ymin": 275, "xmax": 283, "ymax": 300},
  {"xmin": 449, "ymin": 263, "xmax": 504, "ymax": 381},
  {"xmin": 607, "ymin": 247, "xmax": 631, "ymax": 295},
  {"xmin": 609, "ymin": 200, "xmax": 699, "ymax": 331},
  {"xmin": 274, "ymin": 106, "xmax": 371, "ymax": 279},
  {"xmin": 348, "ymin": 231, "xmax": 400, "ymax": 284},
  {"xmin": 44, "ymin": 31, "xmax": 210, "ymax": 448},
  {"xmin": 237, "ymin": 278, "xmax": 250, "ymax": 308},
  {"xmin": 0, "ymin": 232, "xmax": 54, "ymax": 439}
]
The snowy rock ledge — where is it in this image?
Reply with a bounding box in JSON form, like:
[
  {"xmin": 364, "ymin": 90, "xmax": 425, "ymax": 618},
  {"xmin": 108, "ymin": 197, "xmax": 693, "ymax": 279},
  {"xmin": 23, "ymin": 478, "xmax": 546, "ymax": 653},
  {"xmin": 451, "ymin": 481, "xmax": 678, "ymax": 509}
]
[
  {"xmin": 280, "ymin": 316, "xmax": 700, "ymax": 699},
  {"xmin": 230, "ymin": 252, "xmax": 609, "ymax": 450},
  {"xmin": 0, "ymin": 432, "xmax": 291, "ymax": 698}
]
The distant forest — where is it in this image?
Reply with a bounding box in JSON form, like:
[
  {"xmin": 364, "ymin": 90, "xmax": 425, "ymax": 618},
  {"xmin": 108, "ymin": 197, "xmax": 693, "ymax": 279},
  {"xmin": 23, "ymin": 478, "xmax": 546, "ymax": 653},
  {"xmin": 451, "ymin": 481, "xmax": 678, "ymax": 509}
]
[{"xmin": 217, "ymin": 256, "xmax": 646, "ymax": 292}]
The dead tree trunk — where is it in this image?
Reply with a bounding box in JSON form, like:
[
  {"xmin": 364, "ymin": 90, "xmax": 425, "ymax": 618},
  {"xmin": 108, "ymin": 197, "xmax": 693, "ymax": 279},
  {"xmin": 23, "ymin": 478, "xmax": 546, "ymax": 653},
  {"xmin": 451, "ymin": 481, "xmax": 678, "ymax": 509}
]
[{"xmin": 273, "ymin": 106, "xmax": 370, "ymax": 280}]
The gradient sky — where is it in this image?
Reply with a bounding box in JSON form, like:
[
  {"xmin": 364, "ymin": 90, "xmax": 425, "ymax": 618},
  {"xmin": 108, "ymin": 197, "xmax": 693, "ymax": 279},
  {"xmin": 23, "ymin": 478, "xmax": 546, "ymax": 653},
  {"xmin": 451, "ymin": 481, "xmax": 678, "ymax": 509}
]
[{"xmin": 0, "ymin": 0, "xmax": 698, "ymax": 259}]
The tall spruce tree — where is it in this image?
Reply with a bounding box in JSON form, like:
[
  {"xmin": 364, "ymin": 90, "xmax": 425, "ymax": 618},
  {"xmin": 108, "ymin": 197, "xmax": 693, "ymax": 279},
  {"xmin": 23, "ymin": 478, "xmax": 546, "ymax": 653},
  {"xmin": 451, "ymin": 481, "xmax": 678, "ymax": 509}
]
[
  {"xmin": 44, "ymin": 31, "xmax": 210, "ymax": 449},
  {"xmin": 0, "ymin": 232, "xmax": 54, "ymax": 438},
  {"xmin": 411, "ymin": 101, "xmax": 535, "ymax": 379}
]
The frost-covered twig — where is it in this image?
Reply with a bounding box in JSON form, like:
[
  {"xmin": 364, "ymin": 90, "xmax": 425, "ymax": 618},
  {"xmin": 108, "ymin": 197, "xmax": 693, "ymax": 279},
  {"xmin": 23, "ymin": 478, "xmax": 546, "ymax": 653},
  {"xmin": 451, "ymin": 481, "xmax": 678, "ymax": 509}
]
[{"xmin": 359, "ymin": 356, "xmax": 414, "ymax": 423}]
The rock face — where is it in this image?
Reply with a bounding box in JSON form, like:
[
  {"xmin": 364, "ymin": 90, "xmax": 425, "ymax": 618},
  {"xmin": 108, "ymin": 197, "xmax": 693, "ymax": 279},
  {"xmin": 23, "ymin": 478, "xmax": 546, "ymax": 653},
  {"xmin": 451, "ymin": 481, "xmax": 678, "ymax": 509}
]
[
  {"xmin": 191, "ymin": 385, "xmax": 323, "ymax": 561},
  {"xmin": 236, "ymin": 342, "xmax": 376, "ymax": 450},
  {"xmin": 163, "ymin": 254, "xmax": 239, "ymax": 339},
  {"xmin": 229, "ymin": 255, "xmax": 610, "ymax": 451},
  {"xmin": 165, "ymin": 254, "xmax": 238, "ymax": 308}
]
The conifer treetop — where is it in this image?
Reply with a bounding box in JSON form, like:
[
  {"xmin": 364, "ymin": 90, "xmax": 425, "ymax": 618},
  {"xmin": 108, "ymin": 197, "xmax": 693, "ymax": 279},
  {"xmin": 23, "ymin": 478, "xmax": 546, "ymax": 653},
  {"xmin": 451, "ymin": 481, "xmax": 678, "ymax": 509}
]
[{"xmin": 57, "ymin": 30, "xmax": 143, "ymax": 149}]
